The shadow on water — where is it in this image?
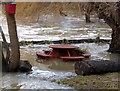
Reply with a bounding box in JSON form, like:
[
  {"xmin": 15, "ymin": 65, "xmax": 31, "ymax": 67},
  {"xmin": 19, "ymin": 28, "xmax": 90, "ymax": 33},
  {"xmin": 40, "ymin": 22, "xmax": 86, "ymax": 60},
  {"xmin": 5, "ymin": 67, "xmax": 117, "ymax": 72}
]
[{"xmin": 36, "ymin": 58, "xmax": 75, "ymax": 72}]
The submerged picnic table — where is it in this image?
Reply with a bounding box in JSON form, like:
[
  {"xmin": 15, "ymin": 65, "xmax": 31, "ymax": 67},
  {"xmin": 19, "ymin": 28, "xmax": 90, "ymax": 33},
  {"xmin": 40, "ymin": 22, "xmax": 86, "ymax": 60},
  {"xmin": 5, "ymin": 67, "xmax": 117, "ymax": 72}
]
[{"xmin": 36, "ymin": 44, "xmax": 90, "ymax": 61}]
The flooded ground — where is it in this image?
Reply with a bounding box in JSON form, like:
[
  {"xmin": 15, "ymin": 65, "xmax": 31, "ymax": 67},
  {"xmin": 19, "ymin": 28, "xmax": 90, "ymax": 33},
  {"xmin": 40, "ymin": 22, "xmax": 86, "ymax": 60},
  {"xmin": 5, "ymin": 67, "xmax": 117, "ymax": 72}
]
[
  {"xmin": 1, "ymin": 43, "xmax": 120, "ymax": 89},
  {"xmin": 0, "ymin": 14, "xmax": 112, "ymax": 42},
  {"xmin": 0, "ymin": 7, "xmax": 119, "ymax": 89},
  {"xmin": 20, "ymin": 43, "xmax": 120, "ymax": 72},
  {"xmin": 1, "ymin": 67, "xmax": 75, "ymax": 89}
]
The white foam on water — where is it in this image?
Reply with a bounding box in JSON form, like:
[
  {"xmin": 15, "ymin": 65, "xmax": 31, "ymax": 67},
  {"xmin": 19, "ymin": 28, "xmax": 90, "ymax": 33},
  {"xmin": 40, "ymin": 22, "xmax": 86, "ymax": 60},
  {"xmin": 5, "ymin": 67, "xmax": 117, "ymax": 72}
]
[
  {"xmin": 2, "ymin": 67, "xmax": 76, "ymax": 89},
  {"xmin": 0, "ymin": 13, "xmax": 112, "ymax": 42}
]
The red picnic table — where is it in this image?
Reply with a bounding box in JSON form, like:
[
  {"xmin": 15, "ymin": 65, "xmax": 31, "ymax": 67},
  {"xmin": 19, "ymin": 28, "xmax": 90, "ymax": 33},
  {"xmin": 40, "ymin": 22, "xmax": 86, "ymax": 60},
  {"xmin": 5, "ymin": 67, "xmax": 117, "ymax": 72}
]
[{"xmin": 36, "ymin": 44, "xmax": 90, "ymax": 61}]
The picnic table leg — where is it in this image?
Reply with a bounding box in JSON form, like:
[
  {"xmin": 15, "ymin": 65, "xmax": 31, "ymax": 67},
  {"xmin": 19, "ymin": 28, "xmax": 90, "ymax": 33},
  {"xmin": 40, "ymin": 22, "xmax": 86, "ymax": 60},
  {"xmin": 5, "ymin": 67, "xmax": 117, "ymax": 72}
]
[
  {"xmin": 49, "ymin": 49, "xmax": 54, "ymax": 56},
  {"xmin": 67, "ymin": 50, "xmax": 71, "ymax": 57},
  {"xmin": 49, "ymin": 49, "xmax": 59, "ymax": 58}
]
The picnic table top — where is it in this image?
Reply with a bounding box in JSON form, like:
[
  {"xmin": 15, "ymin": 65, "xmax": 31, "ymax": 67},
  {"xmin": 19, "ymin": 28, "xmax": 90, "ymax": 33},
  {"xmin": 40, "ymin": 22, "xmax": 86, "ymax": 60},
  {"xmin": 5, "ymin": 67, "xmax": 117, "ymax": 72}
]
[{"xmin": 49, "ymin": 44, "xmax": 79, "ymax": 49}]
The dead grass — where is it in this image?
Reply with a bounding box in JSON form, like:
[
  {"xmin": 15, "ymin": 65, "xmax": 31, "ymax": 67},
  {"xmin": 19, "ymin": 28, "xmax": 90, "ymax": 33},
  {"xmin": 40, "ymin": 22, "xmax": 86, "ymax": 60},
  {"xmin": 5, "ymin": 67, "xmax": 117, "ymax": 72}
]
[{"xmin": 52, "ymin": 72, "xmax": 119, "ymax": 89}]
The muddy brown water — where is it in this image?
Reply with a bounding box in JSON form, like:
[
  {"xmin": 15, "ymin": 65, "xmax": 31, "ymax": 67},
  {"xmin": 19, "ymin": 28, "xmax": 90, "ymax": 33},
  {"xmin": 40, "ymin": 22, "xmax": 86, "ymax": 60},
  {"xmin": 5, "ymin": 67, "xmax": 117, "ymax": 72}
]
[
  {"xmin": 0, "ymin": 9, "xmax": 119, "ymax": 89},
  {"xmin": 1, "ymin": 43, "xmax": 120, "ymax": 89},
  {"xmin": 20, "ymin": 43, "xmax": 120, "ymax": 72}
]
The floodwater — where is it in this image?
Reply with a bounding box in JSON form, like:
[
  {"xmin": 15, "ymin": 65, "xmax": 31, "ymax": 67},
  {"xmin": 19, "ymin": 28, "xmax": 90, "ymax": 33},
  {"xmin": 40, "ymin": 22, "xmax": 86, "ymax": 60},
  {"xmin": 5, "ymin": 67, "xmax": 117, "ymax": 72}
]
[
  {"xmin": 20, "ymin": 43, "xmax": 120, "ymax": 72},
  {"xmin": 0, "ymin": 7, "xmax": 120, "ymax": 89},
  {"xmin": 0, "ymin": 14, "xmax": 112, "ymax": 42},
  {"xmin": 1, "ymin": 43, "xmax": 120, "ymax": 89},
  {"xmin": 1, "ymin": 68, "xmax": 75, "ymax": 89}
]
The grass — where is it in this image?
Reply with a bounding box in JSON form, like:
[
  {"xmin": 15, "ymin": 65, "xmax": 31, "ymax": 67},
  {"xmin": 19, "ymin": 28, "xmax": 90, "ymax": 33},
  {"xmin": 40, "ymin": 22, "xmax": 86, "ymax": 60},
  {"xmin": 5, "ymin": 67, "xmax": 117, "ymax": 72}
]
[
  {"xmin": 19, "ymin": 41, "xmax": 32, "ymax": 46},
  {"xmin": 44, "ymin": 40, "xmax": 52, "ymax": 44},
  {"xmin": 61, "ymin": 39, "xmax": 70, "ymax": 44},
  {"xmin": 52, "ymin": 72, "xmax": 119, "ymax": 89}
]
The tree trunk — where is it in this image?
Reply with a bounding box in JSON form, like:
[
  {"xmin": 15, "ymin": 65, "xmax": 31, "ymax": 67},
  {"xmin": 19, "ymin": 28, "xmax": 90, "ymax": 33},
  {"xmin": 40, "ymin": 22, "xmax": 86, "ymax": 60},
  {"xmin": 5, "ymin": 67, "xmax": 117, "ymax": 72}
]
[
  {"xmin": 0, "ymin": 26, "xmax": 10, "ymax": 64},
  {"xmin": 85, "ymin": 12, "xmax": 91, "ymax": 23},
  {"xmin": 109, "ymin": 27, "xmax": 120, "ymax": 53},
  {"xmin": 109, "ymin": 2, "xmax": 120, "ymax": 53},
  {"xmin": 93, "ymin": 2, "xmax": 120, "ymax": 53},
  {"xmin": 84, "ymin": 3, "xmax": 92, "ymax": 23},
  {"xmin": 75, "ymin": 60, "xmax": 120, "ymax": 75},
  {"xmin": 6, "ymin": 14, "xmax": 20, "ymax": 71},
  {"xmin": 2, "ymin": 52, "xmax": 8, "ymax": 72}
]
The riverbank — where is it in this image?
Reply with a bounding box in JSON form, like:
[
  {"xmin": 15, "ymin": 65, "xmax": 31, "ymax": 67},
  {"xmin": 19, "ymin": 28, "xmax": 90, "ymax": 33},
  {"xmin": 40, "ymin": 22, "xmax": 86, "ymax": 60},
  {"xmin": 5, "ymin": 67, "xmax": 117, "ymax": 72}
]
[
  {"xmin": 53, "ymin": 72, "xmax": 119, "ymax": 89},
  {"xmin": 19, "ymin": 38, "xmax": 111, "ymax": 46}
]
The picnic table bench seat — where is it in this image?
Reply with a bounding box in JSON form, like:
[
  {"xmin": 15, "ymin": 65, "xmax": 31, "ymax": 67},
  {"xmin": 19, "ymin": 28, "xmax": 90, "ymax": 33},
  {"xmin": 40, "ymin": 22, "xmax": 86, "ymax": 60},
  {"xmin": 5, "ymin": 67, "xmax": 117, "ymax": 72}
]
[
  {"xmin": 42, "ymin": 50, "xmax": 52, "ymax": 54},
  {"xmin": 36, "ymin": 52, "xmax": 52, "ymax": 58},
  {"xmin": 60, "ymin": 56, "xmax": 84, "ymax": 60},
  {"xmin": 43, "ymin": 50, "xmax": 51, "ymax": 52},
  {"xmin": 82, "ymin": 54, "xmax": 90, "ymax": 58}
]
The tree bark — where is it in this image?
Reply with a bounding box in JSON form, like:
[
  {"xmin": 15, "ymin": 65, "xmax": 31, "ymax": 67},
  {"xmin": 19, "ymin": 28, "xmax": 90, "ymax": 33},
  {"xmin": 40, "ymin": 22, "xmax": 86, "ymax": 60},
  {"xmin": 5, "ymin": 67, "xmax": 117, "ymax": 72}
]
[
  {"xmin": 6, "ymin": 14, "xmax": 20, "ymax": 71},
  {"xmin": 94, "ymin": 2, "xmax": 120, "ymax": 53},
  {"xmin": 75, "ymin": 60, "xmax": 120, "ymax": 75},
  {"xmin": 2, "ymin": 52, "xmax": 8, "ymax": 72},
  {"xmin": 109, "ymin": 27, "xmax": 120, "ymax": 53},
  {"xmin": 83, "ymin": 3, "xmax": 93, "ymax": 23},
  {"xmin": 85, "ymin": 12, "xmax": 91, "ymax": 23},
  {"xmin": 109, "ymin": 2, "xmax": 120, "ymax": 53},
  {"xmin": 0, "ymin": 26, "xmax": 10, "ymax": 64}
]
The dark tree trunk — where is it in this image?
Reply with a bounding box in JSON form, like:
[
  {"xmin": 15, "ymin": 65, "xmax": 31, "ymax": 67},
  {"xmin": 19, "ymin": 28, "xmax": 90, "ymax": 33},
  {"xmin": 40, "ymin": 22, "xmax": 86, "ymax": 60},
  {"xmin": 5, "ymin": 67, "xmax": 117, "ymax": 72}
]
[
  {"xmin": 0, "ymin": 26, "xmax": 10, "ymax": 64},
  {"xmin": 109, "ymin": 27, "xmax": 120, "ymax": 53},
  {"xmin": 2, "ymin": 52, "xmax": 8, "ymax": 72},
  {"xmin": 85, "ymin": 12, "xmax": 91, "ymax": 23},
  {"xmin": 75, "ymin": 60, "xmax": 120, "ymax": 75},
  {"xmin": 93, "ymin": 2, "xmax": 120, "ymax": 53},
  {"xmin": 0, "ymin": 26, "xmax": 10, "ymax": 72},
  {"xmin": 82, "ymin": 3, "xmax": 93, "ymax": 23},
  {"xmin": 109, "ymin": 2, "xmax": 120, "ymax": 53}
]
